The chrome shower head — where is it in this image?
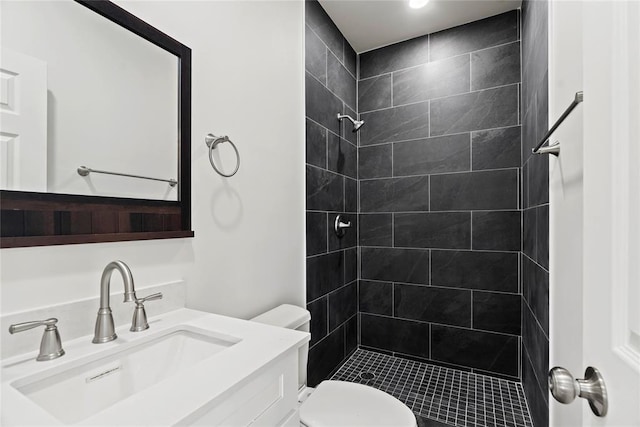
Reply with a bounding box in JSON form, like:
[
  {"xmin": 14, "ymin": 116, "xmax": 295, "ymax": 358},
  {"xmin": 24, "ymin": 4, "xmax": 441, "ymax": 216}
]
[{"xmin": 337, "ymin": 113, "xmax": 365, "ymax": 132}]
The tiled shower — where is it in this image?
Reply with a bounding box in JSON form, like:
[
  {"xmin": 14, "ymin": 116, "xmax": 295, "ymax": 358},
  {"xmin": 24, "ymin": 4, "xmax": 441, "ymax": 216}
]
[{"xmin": 305, "ymin": 0, "xmax": 549, "ymax": 425}]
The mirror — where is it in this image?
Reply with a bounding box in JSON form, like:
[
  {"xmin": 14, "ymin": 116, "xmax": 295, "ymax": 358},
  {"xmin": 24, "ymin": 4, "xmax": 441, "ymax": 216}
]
[{"xmin": 0, "ymin": 0, "xmax": 192, "ymax": 247}]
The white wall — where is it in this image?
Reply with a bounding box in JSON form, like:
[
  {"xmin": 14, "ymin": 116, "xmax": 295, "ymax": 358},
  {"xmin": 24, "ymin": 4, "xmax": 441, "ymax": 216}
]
[{"xmin": 0, "ymin": 0, "xmax": 305, "ymax": 321}]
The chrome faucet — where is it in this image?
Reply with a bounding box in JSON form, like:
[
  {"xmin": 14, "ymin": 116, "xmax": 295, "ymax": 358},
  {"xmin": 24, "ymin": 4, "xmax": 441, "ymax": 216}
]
[{"xmin": 92, "ymin": 260, "xmax": 137, "ymax": 343}]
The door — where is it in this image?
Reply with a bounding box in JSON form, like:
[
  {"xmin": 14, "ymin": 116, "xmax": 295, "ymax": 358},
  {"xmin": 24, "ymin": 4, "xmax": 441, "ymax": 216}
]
[
  {"xmin": 550, "ymin": 1, "xmax": 640, "ymax": 426},
  {"xmin": 0, "ymin": 48, "xmax": 47, "ymax": 191}
]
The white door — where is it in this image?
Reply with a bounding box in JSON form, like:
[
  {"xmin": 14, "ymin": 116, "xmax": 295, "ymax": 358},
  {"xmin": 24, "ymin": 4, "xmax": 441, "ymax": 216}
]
[
  {"xmin": 550, "ymin": 1, "xmax": 640, "ymax": 426},
  {"xmin": 0, "ymin": 48, "xmax": 47, "ymax": 192}
]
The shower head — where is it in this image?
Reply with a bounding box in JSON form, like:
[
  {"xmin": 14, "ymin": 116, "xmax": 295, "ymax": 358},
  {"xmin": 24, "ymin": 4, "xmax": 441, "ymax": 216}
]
[{"xmin": 337, "ymin": 113, "xmax": 365, "ymax": 132}]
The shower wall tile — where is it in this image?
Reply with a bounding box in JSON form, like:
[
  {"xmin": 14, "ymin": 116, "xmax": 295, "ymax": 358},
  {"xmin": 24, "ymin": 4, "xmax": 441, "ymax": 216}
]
[
  {"xmin": 327, "ymin": 134, "xmax": 357, "ymax": 179},
  {"xmin": 306, "ymin": 119, "xmax": 326, "ymax": 169},
  {"xmin": 327, "ymin": 52, "xmax": 356, "ymax": 111},
  {"xmin": 522, "ymin": 303, "xmax": 549, "ymax": 402},
  {"xmin": 307, "ymin": 296, "xmax": 327, "ymax": 347},
  {"xmin": 344, "ymin": 41, "xmax": 357, "ymax": 77},
  {"xmin": 359, "ymin": 144, "xmax": 393, "ymax": 179},
  {"xmin": 394, "ymin": 284, "xmax": 472, "ymax": 327},
  {"xmin": 392, "ymin": 55, "xmax": 470, "ymax": 106},
  {"xmin": 431, "ymin": 325, "xmax": 519, "ymax": 377},
  {"xmin": 361, "ymin": 314, "xmax": 431, "ymax": 359},
  {"xmin": 306, "ymin": 72, "xmax": 343, "ymax": 135},
  {"xmin": 345, "ymin": 178, "xmax": 357, "ymax": 212},
  {"xmin": 536, "ymin": 204, "xmax": 549, "ymax": 269},
  {"xmin": 523, "ymin": 344, "xmax": 550, "ymax": 427},
  {"xmin": 361, "ymin": 247, "xmax": 430, "ymax": 284},
  {"xmin": 429, "ymin": 10, "xmax": 518, "ymax": 61},
  {"xmin": 306, "ymin": 165, "xmax": 343, "ymax": 212},
  {"xmin": 359, "ymin": 280, "xmax": 393, "ymax": 315},
  {"xmin": 522, "ymin": 254, "xmax": 549, "ymax": 336},
  {"xmin": 359, "ymin": 214, "xmax": 392, "ymax": 247},
  {"xmin": 471, "ymin": 126, "xmax": 521, "ymax": 171},
  {"xmin": 430, "ymin": 84, "xmax": 519, "ymax": 136},
  {"xmin": 360, "ymin": 176, "xmax": 430, "ymax": 212},
  {"xmin": 307, "ymin": 251, "xmax": 344, "ymax": 302},
  {"xmin": 393, "ymin": 134, "xmax": 470, "ymax": 176},
  {"xmin": 430, "ymin": 169, "xmax": 518, "ymax": 211},
  {"xmin": 306, "ymin": 211, "xmax": 327, "ymax": 256},
  {"xmin": 329, "ymin": 282, "xmax": 357, "ymax": 330},
  {"xmin": 431, "ymin": 250, "xmax": 519, "ymax": 292},
  {"xmin": 305, "ymin": 25, "xmax": 327, "ymax": 84},
  {"xmin": 305, "ymin": 0, "xmax": 343, "ymax": 60},
  {"xmin": 359, "ymin": 74, "xmax": 392, "ymax": 113},
  {"xmin": 345, "ymin": 248, "xmax": 358, "ymax": 284},
  {"xmin": 473, "ymin": 291, "xmax": 521, "ymax": 335},
  {"xmin": 394, "ymin": 212, "xmax": 471, "ymax": 249},
  {"xmin": 471, "ymin": 41, "xmax": 521, "ymax": 91},
  {"xmin": 360, "ymin": 34, "xmax": 429, "ymax": 79},
  {"xmin": 342, "ymin": 104, "xmax": 358, "ymax": 146},
  {"xmin": 308, "ymin": 324, "xmax": 345, "ymax": 386},
  {"xmin": 472, "ymin": 210, "xmax": 521, "ymax": 251},
  {"xmin": 360, "ymin": 102, "xmax": 430, "ymax": 146}
]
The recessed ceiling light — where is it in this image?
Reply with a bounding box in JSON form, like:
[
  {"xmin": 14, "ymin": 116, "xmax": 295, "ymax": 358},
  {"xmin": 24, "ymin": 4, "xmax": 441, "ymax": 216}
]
[{"xmin": 409, "ymin": 0, "xmax": 430, "ymax": 9}]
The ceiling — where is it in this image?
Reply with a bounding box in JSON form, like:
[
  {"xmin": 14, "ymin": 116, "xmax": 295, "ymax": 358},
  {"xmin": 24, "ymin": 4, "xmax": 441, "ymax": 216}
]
[{"xmin": 318, "ymin": 0, "xmax": 522, "ymax": 53}]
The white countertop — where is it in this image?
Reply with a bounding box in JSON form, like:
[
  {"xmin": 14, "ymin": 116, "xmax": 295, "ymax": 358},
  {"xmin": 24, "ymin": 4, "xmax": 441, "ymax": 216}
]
[{"xmin": 1, "ymin": 308, "xmax": 309, "ymax": 426}]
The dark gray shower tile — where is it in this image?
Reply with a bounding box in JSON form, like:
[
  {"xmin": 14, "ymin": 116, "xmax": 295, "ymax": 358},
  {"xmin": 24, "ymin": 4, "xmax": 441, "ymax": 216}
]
[
  {"xmin": 430, "ymin": 10, "xmax": 518, "ymax": 61},
  {"xmin": 522, "ymin": 346, "xmax": 550, "ymax": 427},
  {"xmin": 395, "ymin": 284, "xmax": 471, "ymax": 327},
  {"xmin": 305, "ymin": 25, "xmax": 327, "ymax": 84},
  {"xmin": 345, "ymin": 177, "xmax": 357, "ymax": 213},
  {"xmin": 342, "ymin": 104, "xmax": 358, "ymax": 146},
  {"xmin": 359, "ymin": 280, "xmax": 392, "ymax": 316},
  {"xmin": 306, "ymin": 119, "xmax": 326, "ymax": 169},
  {"xmin": 416, "ymin": 416, "xmax": 453, "ymax": 427},
  {"xmin": 306, "ymin": 212, "xmax": 327, "ymax": 256},
  {"xmin": 360, "ymin": 102, "xmax": 430, "ymax": 146},
  {"xmin": 360, "ymin": 176, "xmax": 430, "ymax": 212},
  {"xmin": 431, "ymin": 250, "xmax": 519, "ymax": 292},
  {"xmin": 522, "ymin": 161, "xmax": 530, "ymax": 208},
  {"xmin": 393, "ymin": 55, "xmax": 470, "ymax": 106},
  {"xmin": 305, "ymin": 0, "xmax": 343, "ymax": 60},
  {"xmin": 328, "ymin": 213, "xmax": 357, "ymax": 251},
  {"xmin": 306, "ymin": 72, "xmax": 343, "ymax": 135},
  {"xmin": 523, "ymin": 207, "xmax": 536, "ymax": 260},
  {"xmin": 431, "ymin": 325, "xmax": 519, "ymax": 377},
  {"xmin": 393, "ymin": 134, "xmax": 470, "ymax": 176},
  {"xmin": 522, "ymin": 254, "xmax": 549, "ymax": 336},
  {"xmin": 308, "ymin": 325, "xmax": 345, "ymax": 387},
  {"xmin": 327, "ymin": 52, "xmax": 356, "ymax": 110},
  {"xmin": 471, "ymin": 41, "xmax": 521, "ymax": 90},
  {"xmin": 345, "ymin": 41, "xmax": 357, "ymax": 78},
  {"xmin": 430, "ymin": 169, "xmax": 518, "ymax": 211},
  {"xmin": 529, "ymin": 153, "xmax": 549, "ymax": 207},
  {"xmin": 394, "ymin": 212, "xmax": 471, "ymax": 249},
  {"xmin": 536, "ymin": 204, "xmax": 549, "ymax": 269},
  {"xmin": 306, "ymin": 165, "xmax": 344, "ymax": 212},
  {"xmin": 307, "ymin": 297, "xmax": 327, "ymax": 346},
  {"xmin": 359, "ymin": 144, "xmax": 392, "ymax": 179},
  {"xmin": 430, "ymin": 85, "xmax": 519, "ymax": 136},
  {"xmin": 328, "ymin": 133, "xmax": 357, "ymax": 179},
  {"xmin": 473, "ymin": 291, "xmax": 521, "ymax": 335},
  {"xmin": 345, "ymin": 315, "xmax": 357, "ymax": 357},
  {"xmin": 472, "ymin": 210, "xmax": 521, "ymax": 251},
  {"xmin": 307, "ymin": 251, "xmax": 344, "ymax": 301},
  {"xmin": 361, "ymin": 247, "xmax": 429, "ymax": 284},
  {"xmin": 329, "ymin": 281, "xmax": 357, "ymax": 331},
  {"xmin": 359, "ymin": 74, "xmax": 392, "ymax": 113},
  {"xmin": 471, "ymin": 126, "xmax": 521, "ymax": 170},
  {"xmin": 344, "ymin": 247, "xmax": 358, "ymax": 284},
  {"xmin": 359, "ymin": 214, "xmax": 392, "ymax": 247},
  {"xmin": 360, "ymin": 35, "xmax": 429, "ymax": 79},
  {"xmin": 522, "ymin": 99, "xmax": 537, "ymax": 164},
  {"xmin": 523, "ymin": 304, "xmax": 549, "ymax": 399},
  {"xmin": 361, "ymin": 314, "xmax": 430, "ymax": 358}
]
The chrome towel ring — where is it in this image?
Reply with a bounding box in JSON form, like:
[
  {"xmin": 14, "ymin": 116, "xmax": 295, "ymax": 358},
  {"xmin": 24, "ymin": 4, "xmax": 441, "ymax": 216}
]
[{"xmin": 205, "ymin": 133, "xmax": 240, "ymax": 177}]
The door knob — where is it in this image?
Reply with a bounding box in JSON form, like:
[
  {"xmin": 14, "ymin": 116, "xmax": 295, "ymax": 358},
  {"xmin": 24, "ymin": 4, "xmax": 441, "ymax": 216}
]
[{"xmin": 548, "ymin": 366, "xmax": 608, "ymax": 417}]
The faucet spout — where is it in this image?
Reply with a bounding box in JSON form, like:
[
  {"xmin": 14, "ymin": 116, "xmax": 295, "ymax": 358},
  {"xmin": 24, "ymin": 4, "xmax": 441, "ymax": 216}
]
[{"xmin": 93, "ymin": 260, "xmax": 137, "ymax": 343}]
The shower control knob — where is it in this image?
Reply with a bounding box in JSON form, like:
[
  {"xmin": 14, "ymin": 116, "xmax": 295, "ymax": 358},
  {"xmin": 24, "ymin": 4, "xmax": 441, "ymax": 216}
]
[
  {"xmin": 549, "ymin": 366, "xmax": 608, "ymax": 417},
  {"xmin": 334, "ymin": 214, "xmax": 352, "ymax": 238}
]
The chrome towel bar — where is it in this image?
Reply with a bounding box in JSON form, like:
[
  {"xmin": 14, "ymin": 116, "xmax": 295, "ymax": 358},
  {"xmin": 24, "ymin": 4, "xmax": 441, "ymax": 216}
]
[
  {"xmin": 77, "ymin": 166, "xmax": 177, "ymax": 187},
  {"xmin": 532, "ymin": 91, "xmax": 583, "ymax": 156}
]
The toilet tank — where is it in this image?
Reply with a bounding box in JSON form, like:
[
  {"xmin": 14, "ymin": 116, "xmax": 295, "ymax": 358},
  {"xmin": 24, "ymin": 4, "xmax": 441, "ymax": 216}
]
[{"xmin": 251, "ymin": 304, "xmax": 310, "ymax": 390}]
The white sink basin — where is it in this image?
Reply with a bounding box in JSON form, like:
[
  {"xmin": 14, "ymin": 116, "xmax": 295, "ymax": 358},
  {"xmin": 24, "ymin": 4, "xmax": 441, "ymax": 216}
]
[{"xmin": 11, "ymin": 326, "xmax": 239, "ymax": 424}]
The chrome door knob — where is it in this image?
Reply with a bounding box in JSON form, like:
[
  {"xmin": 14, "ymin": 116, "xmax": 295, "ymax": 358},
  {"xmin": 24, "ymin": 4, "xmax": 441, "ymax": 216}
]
[{"xmin": 549, "ymin": 366, "xmax": 608, "ymax": 417}]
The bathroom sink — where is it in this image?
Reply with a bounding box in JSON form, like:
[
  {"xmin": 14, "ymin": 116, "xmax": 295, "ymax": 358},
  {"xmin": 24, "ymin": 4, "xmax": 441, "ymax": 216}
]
[{"xmin": 10, "ymin": 326, "xmax": 240, "ymax": 424}]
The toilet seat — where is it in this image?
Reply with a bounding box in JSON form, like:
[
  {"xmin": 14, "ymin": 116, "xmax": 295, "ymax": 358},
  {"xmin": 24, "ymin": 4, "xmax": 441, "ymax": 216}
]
[{"xmin": 299, "ymin": 380, "xmax": 417, "ymax": 427}]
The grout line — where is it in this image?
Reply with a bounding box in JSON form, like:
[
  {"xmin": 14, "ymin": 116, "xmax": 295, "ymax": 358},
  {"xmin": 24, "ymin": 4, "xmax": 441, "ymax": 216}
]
[{"xmin": 359, "ymin": 166, "xmax": 520, "ymax": 181}]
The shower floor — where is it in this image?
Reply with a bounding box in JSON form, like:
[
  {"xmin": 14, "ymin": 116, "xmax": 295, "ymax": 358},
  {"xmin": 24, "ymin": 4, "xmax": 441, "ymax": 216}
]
[{"xmin": 330, "ymin": 349, "xmax": 534, "ymax": 427}]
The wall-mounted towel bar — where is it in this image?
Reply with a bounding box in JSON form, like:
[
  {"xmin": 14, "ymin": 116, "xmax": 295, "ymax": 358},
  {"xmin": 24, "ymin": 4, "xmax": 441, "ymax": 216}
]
[
  {"xmin": 532, "ymin": 91, "xmax": 583, "ymax": 156},
  {"xmin": 77, "ymin": 166, "xmax": 178, "ymax": 187}
]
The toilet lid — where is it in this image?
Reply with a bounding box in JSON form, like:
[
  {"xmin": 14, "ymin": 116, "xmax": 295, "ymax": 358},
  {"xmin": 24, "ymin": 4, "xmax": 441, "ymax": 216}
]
[{"xmin": 300, "ymin": 381, "xmax": 417, "ymax": 427}]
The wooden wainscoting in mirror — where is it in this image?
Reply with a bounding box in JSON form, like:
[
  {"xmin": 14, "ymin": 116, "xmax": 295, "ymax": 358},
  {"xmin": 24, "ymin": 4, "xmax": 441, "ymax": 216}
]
[{"xmin": 0, "ymin": 0, "xmax": 192, "ymax": 248}]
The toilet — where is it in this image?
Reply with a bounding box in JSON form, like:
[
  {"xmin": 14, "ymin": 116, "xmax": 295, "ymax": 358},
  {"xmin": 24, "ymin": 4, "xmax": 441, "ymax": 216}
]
[{"xmin": 251, "ymin": 304, "xmax": 417, "ymax": 427}]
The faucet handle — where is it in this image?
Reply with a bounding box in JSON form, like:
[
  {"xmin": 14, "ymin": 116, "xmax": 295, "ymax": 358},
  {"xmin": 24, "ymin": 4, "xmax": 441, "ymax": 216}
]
[
  {"xmin": 9, "ymin": 318, "xmax": 65, "ymax": 361},
  {"xmin": 130, "ymin": 292, "xmax": 163, "ymax": 332}
]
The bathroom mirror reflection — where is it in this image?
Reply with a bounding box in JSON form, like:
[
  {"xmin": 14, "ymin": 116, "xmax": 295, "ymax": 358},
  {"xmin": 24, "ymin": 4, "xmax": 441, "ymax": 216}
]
[{"xmin": 1, "ymin": 0, "xmax": 179, "ymax": 201}]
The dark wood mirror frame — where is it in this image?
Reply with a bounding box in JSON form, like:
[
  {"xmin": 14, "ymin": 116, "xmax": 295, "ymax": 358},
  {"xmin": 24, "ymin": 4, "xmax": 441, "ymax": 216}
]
[{"xmin": 0, "ymin": 0, "xmax": 193, "ymax": 248}]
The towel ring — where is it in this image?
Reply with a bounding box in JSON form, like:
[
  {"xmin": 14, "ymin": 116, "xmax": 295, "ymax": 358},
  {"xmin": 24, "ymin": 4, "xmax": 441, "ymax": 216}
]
[{"xmin": 205, "ymin": 133, "xmax": 240, "ymax": 177}]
